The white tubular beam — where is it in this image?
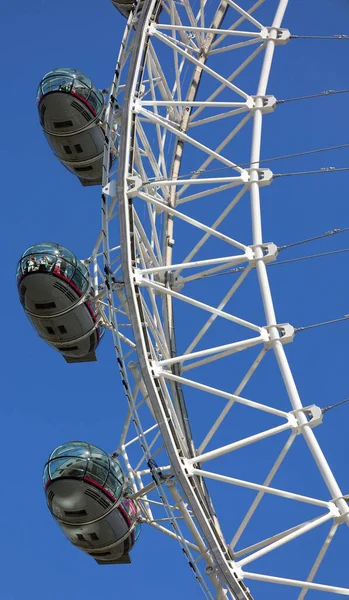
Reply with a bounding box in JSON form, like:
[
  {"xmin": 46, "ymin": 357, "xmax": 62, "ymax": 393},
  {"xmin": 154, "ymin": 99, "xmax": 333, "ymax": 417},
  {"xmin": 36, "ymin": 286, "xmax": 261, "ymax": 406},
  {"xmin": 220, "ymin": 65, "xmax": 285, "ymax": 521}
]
[
  {"xmin": 137, "ymin": 191, "xmax": 248, "ymax": 251},
  {"xmin": 211, "ymin": 0, "xmax": 265, "ymax": 49},
  {"xmin": 167, "ymin": 483, "xmax": 228, "ymax": 595},
  {"xmin": 190, "ymin": 45, "xmax": 264, "ymax": 121},
  {"xmin": 136, "ymin": 119, "xmax": 164, "ymax": 182},
  {"xmin": 297, "ymin": 523, "xmax": 339, "ymax": 600},
  {"xmin": 237, "ymin": 512, "xmax": 333, "ymax": 567},
  {"xmin": 135, "ymin": 432, "xmax": 162, "ymax": 470},
  {"xmin": 156, "ymin": 335, "xmax": 264, "ymax": 368},
  {"xmin": 137, "ymin": 466, "xmax": 172, "ymax": 477},
  {"xmin": 146, "ymin": 55, "xmax": 169, "ymax": 179},
  {"xmin": 135, "ymin": 472, "xmax": 153, "ymax": 521},
  {"xmin": 138, "ymin": 252, "xmax": 248, "ymax": 275},
  {"xmin": 230, "ymin": 432, "xmax": 296, "ymax": 549},
  {"xmin": 134, "ymin": 216, "xmax": 161, "ymax": 270},
  {"xmin": 178, "ymin": 180, "xmax": 245, "ymax": 205},
  {"xmin": 168, "ymin": 483, "xmax": 212, "ymax": 558},
  {"xmin": 191, "ymin": 468, "xmax": 330, "ymax": 509},
  {"xmin": 137, "ymin": 106, "xmax": 244, "ymax": 171},
  {"xmin": 181, "ymin": 340, "xmax": 262, "ymax": 372},
  {"xmin": 225, "ymin": 0, "xmax": 263, "ymax": 29},
  {"xmin": 148, "ymin": 44, "xmax": 181, "ymax": 122},
  {"xmin": 131, "ymin": 480, "xmax": 158, "ymax": 499},
  {"xmin": 178, "ymin": 112, "xmax": 252, "ymax": 197},
  {"xmin": 180, "ymin": 259, "xmax": 248, "ymax": 284},
  {"xmin": 210, "ymin": 38, "xmax": 262, "ymax": 56},
  {"xmin": 155, "ymin": 25, "xmax": 263, "ymax": 37},
  {"xmin": 136, "ymin": 276, "xmax": 262, "ymax": 332},
  {"xmin": 189, "ymin": 106, "xmax": 249, "ymax": 129},
  {"xmin": 242, "ymin": 572, "xmax": 349, "ymax": 595},
  {"xmin": 117, "ymin": 408, "xmax": 133, "ymax": 451},
  {"xmin": 151, "ymin": 28, "xmax": 250, "ymax": 99},
  {"xmin": 198, "ymin": 349, "xmax": 266, "ymax": 453},
  {"xmin": 121, "ymin": 446, "xmax": 138, "ymax": 495},
  {"xmin": 176, "ymin": 187, "xmax": 248, "ymax": 273},
  {"xmin": 235, "ymin": 515, "xmax": 323, "ymax": 559},
  {"xmin": 140, "ymin": 100, "xmax": 248, "ymax": 107},
  {"xmin": 182, "ymin": 0, "xmax": 200, "ymax": 43},
  {"xmin": 161, "ymin": 371, "xmax": 289, "ymax": 419},
  {"xmin": 146, "ymin": 520, "xmax": 200, "ymax": 552},
  {"xmin": 149, "ymin": 176, "xmax": 246, "ymax": 187},
  {"xmin": 124, "ymin": 423, "xmax": 159, "ymax": 448},
  {"xmin": 248, "ymin": 0, "xmax": 349, "ymax": 524},
  {"xmin": 187, "ymin": 422, "xmax": 293, "ymax": 465},
  {"xmin": 184, "ymin": 268, "xmax": 252, "ymax": 349},
  {"xmin": 146, "ymin": 203, "xmax": 163, "ymax": 263}
]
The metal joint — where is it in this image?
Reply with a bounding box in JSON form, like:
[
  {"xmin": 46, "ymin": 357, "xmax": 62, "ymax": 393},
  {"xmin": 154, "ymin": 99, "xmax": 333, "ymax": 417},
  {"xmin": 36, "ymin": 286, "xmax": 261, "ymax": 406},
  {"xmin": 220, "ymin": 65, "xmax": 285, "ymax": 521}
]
[
  {"xmin": 251, "ymin": 242, "xmax": 278, "ymax": 263},
  {"xmin": 261, "ymin": 27, "xmax": 291, "ymax": 44},
  {"xmin": 102, "ymin": 180, "xmax": 117, "ymax": 198},
  {"xmin": 147, "ymin": 22, "xmax": 156, "ymax": 36},
  {"xmin": 291, "ymin": 404, "xmax": 323, "ymax": 429},
  {"xmin": 246, "ymin": 168, "xmax": 273, "ymax": 186},
  {"xmin": 264, "ymin": 323, "xmax": 295, "ymax": 345},
  {"xmin": 148, "ymin": 459, "xmax": 168, "ymax": 484},
  {"xmin": 112, "ymin": 280, "xmax": 125, "ymax": 291},
  {"xmin": 251, "ymin": 95, "xmax": 277, "ymax": 113},
  {"xmin": 127, "ymin": 175, "xmax": 143, "ymax": 197}
]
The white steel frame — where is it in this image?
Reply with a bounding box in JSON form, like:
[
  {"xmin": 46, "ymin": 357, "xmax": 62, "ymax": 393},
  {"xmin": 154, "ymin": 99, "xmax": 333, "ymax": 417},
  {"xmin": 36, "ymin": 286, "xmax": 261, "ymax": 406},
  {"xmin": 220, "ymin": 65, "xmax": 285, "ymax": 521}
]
[{"xmin": 86, "ymin": 1, "xmax": 349, "ymax": 599}]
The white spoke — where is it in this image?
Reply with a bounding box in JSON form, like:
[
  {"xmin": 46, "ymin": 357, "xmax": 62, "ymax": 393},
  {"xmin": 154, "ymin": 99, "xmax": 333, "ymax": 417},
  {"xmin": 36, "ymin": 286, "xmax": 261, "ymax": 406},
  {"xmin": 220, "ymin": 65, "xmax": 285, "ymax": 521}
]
[
  {"xmin": 151, "ymin": 28, "xmax": 250, "ymax": 100},
  {"xmin": 86, "ymin": 1, "xmax": 349, "ymax": 598},
  {"xmin": 242, "ymin": 572, "xmax": 349, "ymax": 596},
  {"xmin": 192, "ymin": 469, "xmax": 330, "ymax": 509}
]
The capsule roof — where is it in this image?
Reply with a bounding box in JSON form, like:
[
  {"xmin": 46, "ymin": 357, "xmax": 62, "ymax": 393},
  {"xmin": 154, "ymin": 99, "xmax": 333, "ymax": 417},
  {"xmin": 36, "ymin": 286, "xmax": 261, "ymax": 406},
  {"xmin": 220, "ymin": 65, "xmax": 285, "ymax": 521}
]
[
  {"xmin": 21, "ymin": 242, "xmax": 77, "ymax": 262},
  {"xmin": 16, "ymin": 241, "xmax": 90, "ymax": 292},
  {"xmin": 36, "ymin": 67, "xmax": 104, "ymax": 116},
  {"xmin": 43, "ymin": 441, "xmax": 124, "ymax": 500}
]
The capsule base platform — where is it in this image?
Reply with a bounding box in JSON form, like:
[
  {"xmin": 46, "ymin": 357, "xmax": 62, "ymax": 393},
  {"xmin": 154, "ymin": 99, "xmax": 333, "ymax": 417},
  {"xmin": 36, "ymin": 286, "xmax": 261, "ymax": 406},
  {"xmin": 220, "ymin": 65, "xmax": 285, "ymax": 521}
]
[
  {"xmin": 79, "ymin": 177, "xmax": 103, "ymax": 187},
  {"xmin": 94, "ymin": 553, "xmax": 131, "ymax": 565},
  {"xmin": 64, "ymin": 351, "xmax": 97, "ymax": 363}
]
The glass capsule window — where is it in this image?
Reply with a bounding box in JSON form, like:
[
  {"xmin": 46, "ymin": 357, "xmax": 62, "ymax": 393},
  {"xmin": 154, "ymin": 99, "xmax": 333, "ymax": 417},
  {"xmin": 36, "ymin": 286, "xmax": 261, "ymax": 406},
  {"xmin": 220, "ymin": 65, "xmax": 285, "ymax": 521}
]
[
  {"xmin": 17, "ymin": 242, "xmax": 90, "ymax": 294},
  {"xmin": 72, "ymin": 80, "xmax": 91, "ymax": 101},
  {"xmin": 37, "ymin": 67, "xmax": 104, "ymax": 116},
  {"xmin": 43, "ymin": 441, "xmax": 124, "ymax": 501},
  {"xmin": 132, "ymin": 523, "xmax": 141, "ymax": 543},
  {"xmin": 120, "ymin": 498, "xmax": 138, "ymax": 524}
]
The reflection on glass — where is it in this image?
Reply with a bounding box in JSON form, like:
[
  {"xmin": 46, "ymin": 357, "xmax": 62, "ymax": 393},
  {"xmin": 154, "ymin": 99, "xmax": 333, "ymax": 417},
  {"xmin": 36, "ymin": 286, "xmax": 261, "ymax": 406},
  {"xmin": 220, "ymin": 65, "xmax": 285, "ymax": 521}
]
[
  {"xmin": 105, "ymin": 473, "xmax": 119, "ymax": 496},
  {"xmin": 43, "ymin": 441, "xmax": 124, "ymax": 501},
  {"xmin": 133, "ymin": 523, "xmax": 141, "ymax": 542},
  {"xmin": 58, "ymin": 246, "xmax": 77, "ymax": 264},
  {"xmin": 17, "ymin": 242, "xmax": 90, "ymax": 294},
  {"xmin": 120, "ymin": 498, "xmax": 138, "ymax": 528},
  {"xmin": 72, "ymin": 80, "xmax": 91, "ymax": 101},
  {"xmin": 71, "ymin": 265, "xmax": 89, "ymax": 293},
  {"xmin": 85, "ymin": 460, "xmax": 108, "ymax": 487},
  {"xmin": 37, "ymin": 68, "xmax": 104, "ymax": 116},
  {"xmin": 51, "ymin": 442, "xmax": 87, "ymax": 459},
  {"xmin": 87, "ymin": 91, "xmax": 103, "ymax": 115},
  {"xmin": 50, "ymin": 457, "xmax": 87, "ymax": 480},
  {"xmin": 43, "ymin": 464, "xmax": 50, "ymax": 486},
  {"xmin": 22, "ymin": 243, "xmax": 58, "ymax": 257}
]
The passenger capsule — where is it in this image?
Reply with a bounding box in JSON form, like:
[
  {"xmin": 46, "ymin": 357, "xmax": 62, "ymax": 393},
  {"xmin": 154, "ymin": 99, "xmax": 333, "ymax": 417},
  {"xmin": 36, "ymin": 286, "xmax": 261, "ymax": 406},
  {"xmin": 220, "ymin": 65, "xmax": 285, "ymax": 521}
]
[
  {"xmin": 37, "ymin": 68, "xmax": 115, "ymax": 186},
  {"xmin": 16, "ymin": 242, "xmax": 103, "ymax": 363},
  {"xmin": 44, "ymin": 442, "xmax": 140, "ymax": 564},
  {"xmin": 110, "ymin": 0, "xmax": 140, "ymax": 18},
  {"xmin": 110, "ymin": 0, "xmax": 161, "ymax": 20}
]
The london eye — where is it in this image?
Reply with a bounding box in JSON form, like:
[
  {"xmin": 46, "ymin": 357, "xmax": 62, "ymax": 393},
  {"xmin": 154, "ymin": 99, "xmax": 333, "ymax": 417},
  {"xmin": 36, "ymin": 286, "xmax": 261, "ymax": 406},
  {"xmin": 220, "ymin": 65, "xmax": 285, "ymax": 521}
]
[{"xmin": 6, "ymin": 1, "xmax": 349, "ymax": 598}]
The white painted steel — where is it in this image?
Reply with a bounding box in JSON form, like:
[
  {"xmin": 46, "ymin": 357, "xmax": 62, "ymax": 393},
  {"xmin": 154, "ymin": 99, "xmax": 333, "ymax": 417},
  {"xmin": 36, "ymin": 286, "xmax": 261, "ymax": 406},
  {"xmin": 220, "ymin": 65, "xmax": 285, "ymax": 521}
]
[{"xmin": 90, "ymin": 1, "xmax": 349, "ymax": 599}]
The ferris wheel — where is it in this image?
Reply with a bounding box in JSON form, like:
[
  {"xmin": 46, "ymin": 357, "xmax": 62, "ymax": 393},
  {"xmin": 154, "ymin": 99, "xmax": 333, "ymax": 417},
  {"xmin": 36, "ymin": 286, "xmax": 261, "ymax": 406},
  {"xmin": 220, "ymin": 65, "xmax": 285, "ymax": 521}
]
[{"xmin": 17, "ymin": 0, "xmax": 349, "ymax": 598}]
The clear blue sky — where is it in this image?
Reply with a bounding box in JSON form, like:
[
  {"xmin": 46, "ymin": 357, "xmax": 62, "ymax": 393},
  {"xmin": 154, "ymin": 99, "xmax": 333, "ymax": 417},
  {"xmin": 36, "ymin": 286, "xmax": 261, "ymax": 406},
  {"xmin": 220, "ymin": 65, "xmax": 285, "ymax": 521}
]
[{"xmin": 1, "ymin": 1, "xmax": 349, "ymax": 599}]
